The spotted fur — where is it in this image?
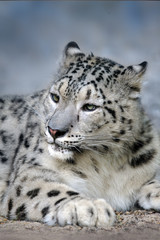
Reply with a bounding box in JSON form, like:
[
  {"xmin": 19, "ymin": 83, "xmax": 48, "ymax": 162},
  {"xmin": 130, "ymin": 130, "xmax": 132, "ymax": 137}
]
[{"xmin": 0, "ymin": 42, "xmax": 160, "ymax": 227}]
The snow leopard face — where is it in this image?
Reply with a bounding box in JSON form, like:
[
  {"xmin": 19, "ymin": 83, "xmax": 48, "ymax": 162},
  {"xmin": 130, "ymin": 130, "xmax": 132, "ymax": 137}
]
[{"xmin": 44, "ymin": 42, "xmax": 147, "ymax": 161}]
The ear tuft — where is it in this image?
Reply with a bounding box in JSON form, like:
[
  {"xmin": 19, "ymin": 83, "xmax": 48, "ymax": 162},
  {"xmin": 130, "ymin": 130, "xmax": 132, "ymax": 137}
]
[
  {"xmin": 123, "ymin": 61, "xmax": 148, "ymax": 97},
  {"xmin": 139, "ymin": 61, "xmax": 148, "ymax": 69},
  {"xmin": 64, "ymin": 41, "xmax": 84, "ymax": 57},
  {"xmin": 132, "ymin": 61, "xmax": 148, "ymax": 75}
]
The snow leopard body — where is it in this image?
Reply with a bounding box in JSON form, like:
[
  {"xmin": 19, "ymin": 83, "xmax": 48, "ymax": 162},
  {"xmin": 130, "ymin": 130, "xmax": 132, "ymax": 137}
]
[{"xmin": 0, "ymin": 42, "xmax": 160, "ymax": 227}]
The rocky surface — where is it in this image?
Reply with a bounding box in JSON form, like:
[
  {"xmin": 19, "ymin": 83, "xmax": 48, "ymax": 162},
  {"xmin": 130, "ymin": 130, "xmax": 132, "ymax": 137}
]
[{"xmin": 0, "ymin": 210, "xmax": 160, "ymax": 240}]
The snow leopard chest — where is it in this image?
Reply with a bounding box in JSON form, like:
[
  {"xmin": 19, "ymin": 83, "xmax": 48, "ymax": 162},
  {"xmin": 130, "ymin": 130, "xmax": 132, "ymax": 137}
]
[{"xmin": 49, "ymin": 153, "xmax": 156, "ymax": 211}]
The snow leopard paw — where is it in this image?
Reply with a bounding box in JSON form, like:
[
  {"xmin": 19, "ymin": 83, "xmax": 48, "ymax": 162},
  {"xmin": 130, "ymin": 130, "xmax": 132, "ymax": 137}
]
[
  {"xmin": 56, "ymin": 198, "xmax": 115, "ymax": 227},
  {"xmin": 138, "ymin": 180, "xmax": 160, "ymax": 211}
]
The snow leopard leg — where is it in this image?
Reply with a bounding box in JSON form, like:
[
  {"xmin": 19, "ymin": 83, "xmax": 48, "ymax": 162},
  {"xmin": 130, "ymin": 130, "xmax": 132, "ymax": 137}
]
[
  {"xmin": 137, "ymin": 179, "xmax": 160, "ymax": 211},
  {"xmin": 0, "ymin": 170, "xmax": 115, "ymax": 227}
]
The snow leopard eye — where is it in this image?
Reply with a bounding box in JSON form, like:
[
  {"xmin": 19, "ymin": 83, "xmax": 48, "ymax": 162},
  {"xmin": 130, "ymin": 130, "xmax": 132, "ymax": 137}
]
[
  {"xmin": 50, "ymin": 93, "xmax": 59, "ymax": 103},
  {"xmin": 82, "ymin": 104, "xmax": 98, "ymax": 112}
]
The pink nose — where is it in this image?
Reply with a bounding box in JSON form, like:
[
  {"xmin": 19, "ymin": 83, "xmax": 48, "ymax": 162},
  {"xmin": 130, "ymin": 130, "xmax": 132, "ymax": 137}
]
[
  {"xmin": 48, "ymin": 127, "xmax": 57, "ymax": 139},
  {"xmin": 48, "ymin": 126, "xmax": 67, "ymax": 139}
]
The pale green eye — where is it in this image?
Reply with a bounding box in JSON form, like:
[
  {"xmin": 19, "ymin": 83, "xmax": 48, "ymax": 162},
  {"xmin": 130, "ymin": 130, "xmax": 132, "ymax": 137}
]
[
  {"xmin": 82, "ymin": 104, "xmax": 98, "ymax": 112},
  {"xmin": 50, "ymin": 93, "xmax": 59, "ymax": 103}
]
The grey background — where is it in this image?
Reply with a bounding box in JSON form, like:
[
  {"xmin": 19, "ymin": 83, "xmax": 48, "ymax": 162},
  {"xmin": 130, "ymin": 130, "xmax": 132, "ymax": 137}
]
[{"xmin": 0, "ymin": 1, "xmax": 160, "ymax": 128}]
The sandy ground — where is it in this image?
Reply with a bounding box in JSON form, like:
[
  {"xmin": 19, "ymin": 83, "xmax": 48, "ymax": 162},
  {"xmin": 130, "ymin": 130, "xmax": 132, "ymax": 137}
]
[{"xmin": 0, "ymin": 210, "xmax": 160, "ymax": 240}]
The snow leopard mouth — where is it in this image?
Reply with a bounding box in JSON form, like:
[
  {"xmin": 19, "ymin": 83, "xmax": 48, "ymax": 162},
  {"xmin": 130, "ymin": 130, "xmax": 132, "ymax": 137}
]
[
  {"xmin": 53, "ymin": 142, "xmax": 81, "ymax": 153},
  {"xmin": 47, "ymin": 127, "xmax": 82, "ymax": 154},
  {"xmin": 48, "ymin": 142, "xmax": 75, "ymax": 161}
]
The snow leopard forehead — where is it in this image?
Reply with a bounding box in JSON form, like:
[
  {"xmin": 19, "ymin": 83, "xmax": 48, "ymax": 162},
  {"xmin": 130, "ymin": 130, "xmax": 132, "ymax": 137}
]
[
  {"xmin": 51, "ymin": 41, "xmax": 147, "ymax": 102},
  {"xmin": 52, "ymin": 55, "xmax": 125, "ymax": 101}
]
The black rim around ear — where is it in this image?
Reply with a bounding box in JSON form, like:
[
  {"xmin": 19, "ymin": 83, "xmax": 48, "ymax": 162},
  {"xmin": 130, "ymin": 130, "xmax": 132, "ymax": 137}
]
[{"xmin": 65, "ymin": 41, "xmax": 80, "ymax": 55}]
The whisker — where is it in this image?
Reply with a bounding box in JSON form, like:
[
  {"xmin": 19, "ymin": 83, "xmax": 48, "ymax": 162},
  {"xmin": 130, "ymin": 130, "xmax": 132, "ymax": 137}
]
[
  {"xmin": 23, "ymin": 100, "xmax": 46, "ymax": 124},
  {"xmin": 72, "ymin": 145, "xmax": 82, "ymax": 153}
]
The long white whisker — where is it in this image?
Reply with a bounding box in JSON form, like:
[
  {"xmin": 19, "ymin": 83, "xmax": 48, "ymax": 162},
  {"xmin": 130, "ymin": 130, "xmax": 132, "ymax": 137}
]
[
  {"xmin": 23, "ymin": 101, "xmax": 46, "ymax": 124},
  {"xmin": 72, "ymin": 145, "xmax": 82, "ymax": 153}
]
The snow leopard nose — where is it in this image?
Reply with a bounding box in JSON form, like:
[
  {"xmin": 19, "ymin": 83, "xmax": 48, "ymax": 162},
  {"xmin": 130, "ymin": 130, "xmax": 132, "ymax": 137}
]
[{"xmin": 48, "ymin": 126, "xmax": 68, "ymax": 139}]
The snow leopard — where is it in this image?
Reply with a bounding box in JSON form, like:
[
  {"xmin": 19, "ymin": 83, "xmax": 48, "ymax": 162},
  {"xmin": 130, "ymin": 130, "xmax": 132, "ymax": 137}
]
[{"xmin": 0, "ymin": 41, "xmax": 160, "ymax": 228}]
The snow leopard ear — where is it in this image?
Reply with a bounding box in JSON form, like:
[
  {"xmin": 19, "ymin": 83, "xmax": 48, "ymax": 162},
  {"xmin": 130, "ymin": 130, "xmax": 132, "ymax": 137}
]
[
  {"xmin": 64, "ymin": 41, "xmax": 85, "ymax": 58},
  {"xmin": 122, "ymin": 61, "xmax": 148, "ymax": 96}
]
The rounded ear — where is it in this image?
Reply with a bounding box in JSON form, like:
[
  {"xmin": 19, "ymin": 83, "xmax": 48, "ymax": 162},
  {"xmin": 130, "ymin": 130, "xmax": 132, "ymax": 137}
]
[
  {"xmin": 121, "ymin": 61, "xmax": 148, "ymax": 99},
  {"xmin": 126, "ymin": 61, "xmax": 148, "ymax": 79},
  {"xmin": 55, "ymin": 42, "xmax": 85, "ymax": 78},
  {"xmin": 64, "ymin": 41, "xmax": 85, "ymax": 57},
  {"xmin": 122, "ymin": 61, "xmax": 148, "ymax": 93}
]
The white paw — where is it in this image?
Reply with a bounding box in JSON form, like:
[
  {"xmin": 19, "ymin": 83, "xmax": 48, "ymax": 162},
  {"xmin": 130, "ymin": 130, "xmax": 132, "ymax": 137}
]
[
  {"xmin": 138, "ymin": 180, "xmax": 160, "ymax": 210},
  {"xmin": 57, "ymin": 198, "xmax": 115, "ymax": 227}
]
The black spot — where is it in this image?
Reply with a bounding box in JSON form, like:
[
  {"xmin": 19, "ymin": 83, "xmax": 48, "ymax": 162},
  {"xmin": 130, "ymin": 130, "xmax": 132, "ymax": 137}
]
[
  {"xmin": 148, "ymin": 181, "xmax": 155, "ymax": 185},
  {"xmin": 0, "ymin": 98, "xmax": 5, "ymax": 103},
  {"xmin": 121, "ymin": 69, "xmax": 126, "ymax": 75},
  {"xmin": 39, "ymin": 148, "xmax": 44, "ymax": 153},
  {"xmin": 66, "ymin": 158, "xmax": 76, "ymax": 164},
  {"xmin": 86, "ymin": 89, "xmax": 92, "ymax": 100},
  {"xmin": 130, "ymin": 149, "xmax": 156, "ymax": 168},
  {"xmin": 130, "ymin": 140, "xmax": 144, "ymax": 154},
  {"xmin": 16, "ymin": 204, "xmax": 26, "ymax": 220},
  {"xmin": 11, "ymin": 133, "xmax": 24, "ymax": 164},
  {"xmin": 8, "ymin": 199, "xmax": 13, "ymax": 215},
  {"xmin": 88, "ymin": 208, "xmax": 94, "ymax": 217},
  {"xmin": 72, "ymin": 169, "xmax": 87, "ymax": 179},
  {"xmin": 34, "ymin": 202, "xmax": 40, "ymax": 209},
  {"xmin": 105, "ymin": 107, "xmax": 116, "ymax": 119},
  {"xmin": 7, "ymin": 199, "xmax": 13, "ymax": 219},
  {"xmin": 119, "ymin": 105, "xmax": 124, "ymax": 112},
  {"xmin": 77, "ymin": 115, "xmax": 79, "ymax": 122},
  {"xmin": 102, "ymin": 145, "xmax": 109, "ymax": 151},
  {"xmin": 41, "ymin": 206, "xmax": 49, "ymax": 218},
  {"xmin": 120, "ymin": 130, "xmax": 125, "ymax": 135},
  {"xmin": 146, "ymin": 193, "xmax": 151, "ymax": 199},
  {"xmin": 24, "ymin": 139, "xmax": 30, "ymax": 148},
  {"xmin": 72, "ymin": 70, "xmax": 77, "ymax": 74},
  {"xmin": 16, "ymin": 186, "xmax": 22, "ymax": 197},
  {"xmin": 130, "ymin": 86, "xmax": 140, "ymax": 92},
  {"xmin": 114, "ymin": 70, "xmax": 121, "ymax": 75},
  {"xmin": 47, "ymin": 190, "xmax": 60, "ymax": 197},
  {"xmin": 55, "ymin": 198, "xmax": 67, "ymax": 206},
  {"xmin": 0, "ymin": 150, "xmax": 4, "ymax": 156},
  {"xmin": 66, "ymin": 191, "xmax": 79, "ymax": 196},
  {"xmin": 19, "ymin": 133, "xmax": 24, "ymax": 143},
  {"xmin": 30, "ymin": 158, "xmax": 36, "ymax": 162},
  {"xmin": 128, "ymin": 119, "xmax": 132, "ymax": 124},
  {"xmin": 90, "ymin": 157, "xmax": 99, "ymax": 173},
  {"xmin": 121, "ymin": 117, "xmax": 126, "ymax": 123},
  {"xmin": 130, "ymin": 136, "xmax": 152, "ymax": 154},
  {"xmin": 112, "ymin": 138, "xmax": 120, "ymax": 142},
  {"xmin": 0, "ymin": 131, "xmax": 8, "ymax": 144},
  {"xmin": 106, "ymin": 209, "xmax": 111, "ymax": 217},
  {"xmin": 1, "ymin": 115, "xmax": 7, "ymax": 121},
  {"xmin": 1, "ymin": 157, "xmax": 8, "ymax": 163},
  {"xmin": 99, "ymin": 88, "xmax": 106, "ymax": 99},
  {"xmin": 107, "ymin": 100, "xmax": 112, "ymax": 104},
  {"xmin": 27, "ymin": 188, "xmax": 40, "ymax": 199},
  {"xmin": 91, "ymin": 70, "xmax": 96, "ymax": 75},
  {"xmin": 90, "ymin": 80, "xmax": 98, "ymax": 90}
]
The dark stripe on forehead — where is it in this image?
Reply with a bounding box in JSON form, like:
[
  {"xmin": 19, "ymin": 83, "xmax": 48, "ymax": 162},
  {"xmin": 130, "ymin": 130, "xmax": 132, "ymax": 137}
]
[
  {"xmin": 58, "ymin": 81, "xmax": 65, "ymax": 92},
  {"xmin": 77, "ymin": 80, "xmax": 98, "ymax": 95},
  {"xmin": 85, "ymin": 89, "xmax": 92, "ymax": 100}
]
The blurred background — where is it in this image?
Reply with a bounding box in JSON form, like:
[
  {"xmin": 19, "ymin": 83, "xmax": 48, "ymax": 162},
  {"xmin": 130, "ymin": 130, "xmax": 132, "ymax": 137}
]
[{"xmin": 0, "ymin": 1, "xmax": 160, "ymax": 128}]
